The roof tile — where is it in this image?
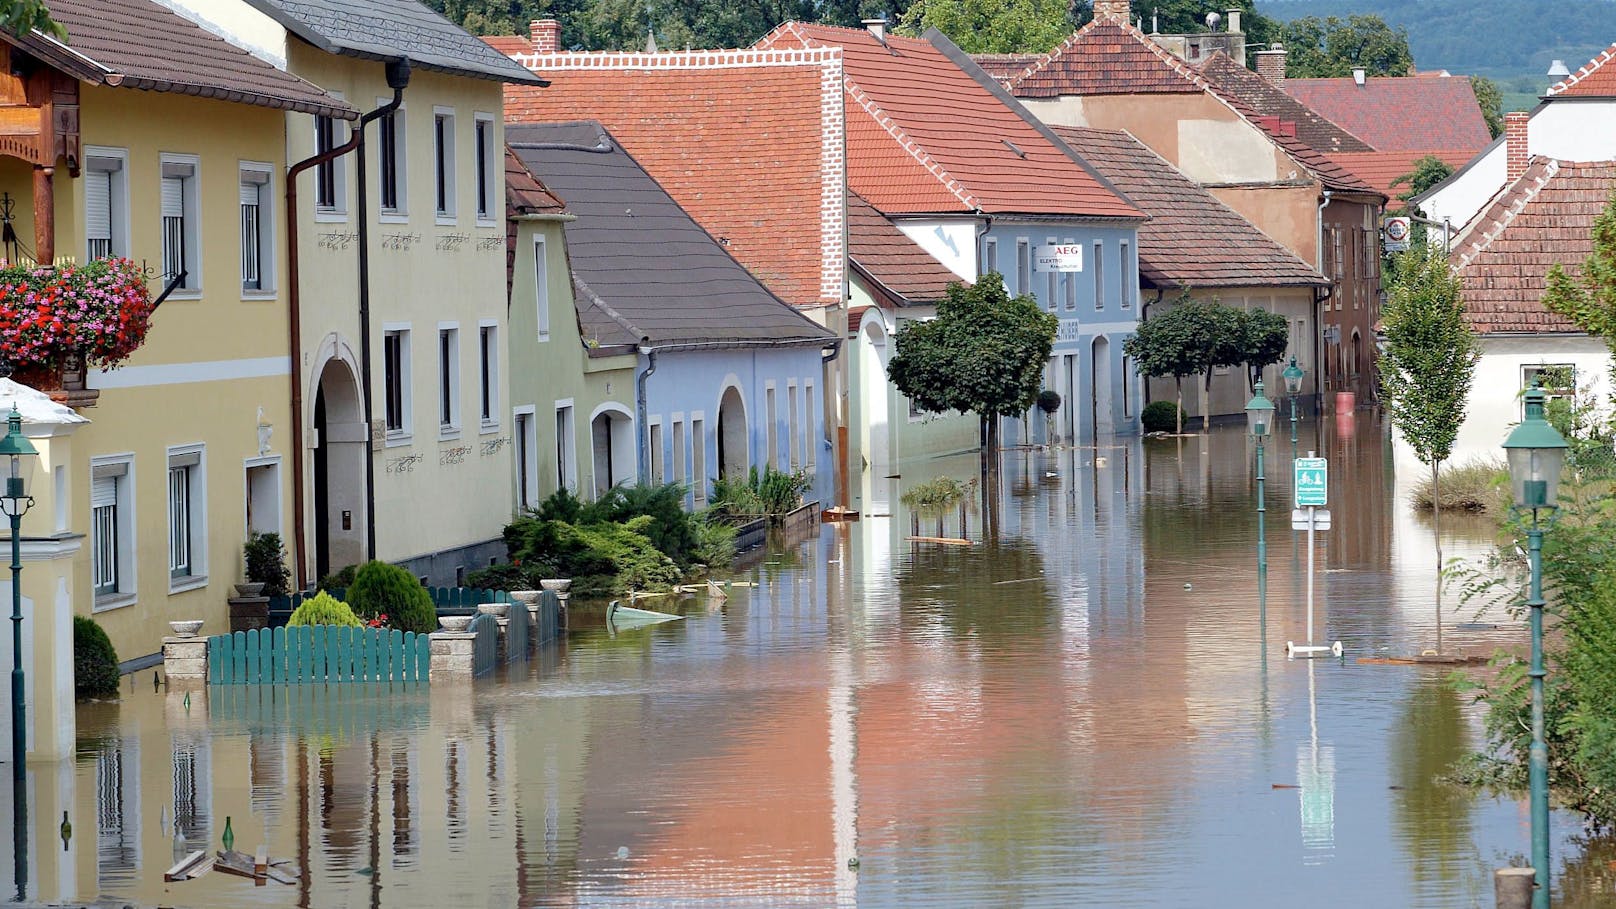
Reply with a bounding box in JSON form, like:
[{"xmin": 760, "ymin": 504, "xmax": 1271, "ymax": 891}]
[
  {"xmin": 1008, "ymin": 21, "xmax": 1204, "ymax": 97},
  {"xmin": 1329, "ymin": 149, "xmax": 1479, "ymax": 210},
  {"xmin": 1196, "ymin": 53, "xmax": 1371, "ymax": 154},
  {"xmin": 1284, "ymin": 75, "xmax": 1491, "ymax": 152},
  {"xmin": 847, "ymin": 191, "xmax": 965, "ymax": 305},
  {"xmin": 1548, "ymin": 43, "xmax": 1616, "ymax": 98}
]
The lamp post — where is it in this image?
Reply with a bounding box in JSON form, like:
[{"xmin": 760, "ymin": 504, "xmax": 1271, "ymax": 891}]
[
  {"xmin": 0, "ymin": 406, "xmax": 37, "ymax": 782},
  {"xmin": 1502, "ymin": 384, "xmax": 1569, "ymax": 909},
  {"xmin": 1246, "ymin": 381, "xmax": 1275, "ymax": 631},
  {"xmin": 1283, "ymin": 357, "xmax": 1305, "ymax": 461}
]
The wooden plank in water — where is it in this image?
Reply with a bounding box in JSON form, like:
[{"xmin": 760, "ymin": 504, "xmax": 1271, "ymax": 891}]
[
  {"xmin": 164, "ymin": 850, "xmax": 210, "ymax": 881},
  {"xmin": 907, "ymin": 536, "xmax": 973, "ymax": 546},
  {"xmin": 214, "ymin": 849, "xmax": 260, "ymax": 880},
  {"xmin": 1357, "ymin": 655, "xmax": 1489, "ymax": 666}
]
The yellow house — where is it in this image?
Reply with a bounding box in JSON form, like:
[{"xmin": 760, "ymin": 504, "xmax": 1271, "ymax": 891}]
[
  {"xmin": 162, "ymin": 0, "xmax": 546, "ymax": 587},
  {"xmin": 0, "ymin": 0, "xmax": 354, "ymax": 682}
]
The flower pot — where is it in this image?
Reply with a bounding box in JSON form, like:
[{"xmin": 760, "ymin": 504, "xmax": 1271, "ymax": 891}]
[
  {"xmin": 477, "ymin": 602, "xmax": 509, "ymax": 618},
  {"xmin": 437, "ymin": 616, "xmax": 473, "ymax": 633},
  {"xmin": 539, "ymin": 578, "xmax": 572, "ymax": 594},
  {"xmin": 168, "ymin": 620, "xmax": 204, "ymax": 638},
  {"xmin": 509, "ymin": 590, "xmax": 541, "ymax": 606},
  {"xmin": 233, "ymin": 582, "xmax": 266, "ymax": 598}
]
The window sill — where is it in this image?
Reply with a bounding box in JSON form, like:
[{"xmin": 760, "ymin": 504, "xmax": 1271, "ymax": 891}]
[
  {"xmin": 166, "ymin": 289, "xmax": 203, "ymax": 302},
  {"xmin": 169, "ymin": 575, "xmax": 209, "ymax": 596},
  {"xmin": 93, "ymin": 593, "xmax": 137, "ymax": 614},
  {"xmin": 314, "ymin": 210, "xmax": 349, "ymax": 224},
  {"xmin": 537, "ymin": 333, "xmax": 550, "ymax": 343},
  {"xmin": 439, "ymin": 426, "xmax": 462, "ymax": 441},
  {"xmin": 241, "ymin": 290, "xmax": 277, "ymax": 302},
  {"xmin": 380, "ymin": 211, "xmax": 409, "ymax": 224},
  {"xmin": 384, "ymin": 431, "xmax": 413, "ymax": 449},
  {"xmin": 479, "ymin": 420, "xmax": 500, "ymax": 435},
  {"xmin": 435, "ymin": 215, "xmax": 458, "ymax": 227},
  {"xmin": 475, "ymin": 218, "xmax": 498, "ymax": 230}
]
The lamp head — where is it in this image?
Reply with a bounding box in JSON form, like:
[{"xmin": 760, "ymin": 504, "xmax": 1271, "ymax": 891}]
[
  {"xmin": 1502, "ymin": 384, "xmax": 1570, "ymax": 511},
  {"xmin": 1282, "ymin": 357, "xmax": 1305, "ymax": 395},
  {"xmin": 1245, "ymin": 380, "xmax": 1275, "ymax": 438}
]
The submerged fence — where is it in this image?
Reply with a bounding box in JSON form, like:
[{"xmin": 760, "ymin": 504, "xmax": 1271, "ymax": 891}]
[
  {"xmin": 267, "ymin": 586, "xmax": 512, "ymax": 624},
  {"xmin": 469, "ymin": 613, "xmax": 499, "ymax": 678},
  {"xmin": 207, "ymin": 625, "xmax": 430, "ymax": 685}
]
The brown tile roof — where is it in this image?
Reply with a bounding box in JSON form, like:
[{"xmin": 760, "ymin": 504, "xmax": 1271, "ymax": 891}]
[
  {"xmin": 1330, "ymin": 149, "xmax": 1479, "ymax": 211},
  {"xmin": 1009, "ymin": 20, "xmax": 1205, "ymax": 97},
  {"xmin": 504, "ymin": 49, "xmax": 843, "ymax": 307},
  {"xmin": 760, "ymin": 22, "xmax": 1141, "ymax": 219},
  {"xmin": 1548, "ymin": 43, "xmax": 1616, "ymax": 98},
  {"xmin": 971, "ymin": 52, "xmax": 1042, "ymax": 86},
  {"xmin": 847, "ymin": 191, "xmax": 965, "ymax": 305},
  {"xmin": 1450, "ymin": 159, "xmax": 1616, "ymax": 335},
  {"xmin": 1052, "ymin": 126, "xmax": 1327, "ymax": 290},
  {"xmin": 504, "ymin": 145, "xmax": 566, "ymax": 296},
  {"xmin": 1284, "ymin": 75, "xmax": 1492, "ymax": 153},
  {"xmin": 482, "ymin": 34, "xmax": 532, "ymax": 56},
  {"xmin": 1196, "ymin": 53, "xmax": 1371, "ymax": 154},
  {"xmin": 22, "ymin": 0, "xmax": 354, "ymax": 119}
]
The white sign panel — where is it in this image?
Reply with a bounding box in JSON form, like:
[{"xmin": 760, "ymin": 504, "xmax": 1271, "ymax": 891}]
[
  {"xmin": 1291, "ymin": 508, "xmax": 1331, "ymax": 531},
  {"xmin": 1035, "ymin": 244, "xmax": 1084, "ymax": 273},
  {"xmin": 1383, "ymin": 216, "xmax": 1411, "ymax": 253}
]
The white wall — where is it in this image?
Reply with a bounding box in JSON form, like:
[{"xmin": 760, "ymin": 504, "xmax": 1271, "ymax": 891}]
[
  {"xmin": 1449, "ymin": 334, "xmax": 1611, "ymax": 463},
  {"xmin": 893, "ymin": 218, "xmax": 979, "ymax": 281},
  {"xmin": 152, "ymin": 0, "xmax": 290, "ymax": 69}
]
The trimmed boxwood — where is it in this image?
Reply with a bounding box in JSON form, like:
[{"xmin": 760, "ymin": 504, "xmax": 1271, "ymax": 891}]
[
  {"xmin": 73, "ymin": 615, "xmax": 119, "ymax": 699},
  {"xmin": 1142, "ymin": 400, "xmax": 1186, "ymax": 434},
  {"xmin": 346, "ymin": 561, "xmax": 436, "ymax": 634},
  {"xmin": 287, "ymin": 591, "xmax": 363, "ymax": 627}
]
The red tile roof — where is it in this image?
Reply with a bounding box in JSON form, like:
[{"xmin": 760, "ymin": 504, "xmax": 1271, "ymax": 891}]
[
  {"xmin": 503, "ymin": 49, "xmax": 844, "ymax": 307},
  {"xmin": 503, "ymin": 146, "xmax": 565, "ymax": 298},
  {"xmin": 1009, "ymin": 20, "xmax": 1204, "ymax": 97},
  {"xmin": 1450, "ymin": 159, "xmax": 1616, "ymax": 335},
  {"xmin": 1283, "ymin": 75, "xmax": 1492, "ymax": 153},
  {"xmin": 971, "ymin": 52, "xmax": 1042, "ymax": 86},
  {"xmin": 1549, "ymin": 43, "xmax": 1616, "ymax": 97},
  {"xmin": 847, "ymin": 191, "xmax": 965, "ymax": 305},
  {"xmin": 1329, "ymin": 150, "xmax": 1479, "ymax": 211},
  {"xmin": 1196, "ymin": 53, "xmax": 1371, "ymax": 154},
  {"xmin": 482, "ymin": 34, "xmax": 532, "ymax": 56},
  {"xmin": 760, "ymin": 22, "xmax": 1142, "ymax": 219},
  {"xmin": 1053, "ymin": 126, "xmax": 1327, "ymax": 290}
]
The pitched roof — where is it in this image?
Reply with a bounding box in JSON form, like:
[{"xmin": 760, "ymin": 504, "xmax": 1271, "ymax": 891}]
[
  {"xmin": 508, "ymin": 121, "xmax": 834, "ymax": 351},
  {"xmin": 504, "ymin": 48, "xmax": 844, "ymax": 307},
  {"xmin": 504, "ymin": 145, "xmax": 566, "ymax": 296},
  {"xmin": 1548, "ymin": 43, "xmax": 1616, "ymax": 98},
  {"xmin": 1450, "ymin": 159, "xmax": 1616, "ymax": 335},
  {"xmin": 12, "ymin": 0, "xmax": 354, "ymax": 119},
  {"xmin": 847, "ymin": 191, "xmax": 965, "ymax": 306},
  {"xmin": 1052, "ymin": 126, "xmax": 1327, "ymax": 290},
  {"xmin": 1329, "ymin": 149, "xmax": 1479, "ymax": 211},
  {"xmin": 1196, "ymin": 53, "xmax": 1371, "ymax": 154},
  {"xmin": 1008, "ymin": 20, "xmax": 1204, "ymax": 97},
  {"xmin": 239, "ymin": 0, "xmax": 544, "ymax": 83},
  {"xmin": 481, "ymin": 34, "xmax": 532, "ymax": 57},
  {"xmin": 759, "ymin": 22, "xmax": 1142, "ymax": 219},
  {"xmin": 971, "ymin": 52, "xmax": 1042, "ymax": 86},
  {"xmin": 1283, "ymin": 75, "xmax": 1491, "ymax": 152}
]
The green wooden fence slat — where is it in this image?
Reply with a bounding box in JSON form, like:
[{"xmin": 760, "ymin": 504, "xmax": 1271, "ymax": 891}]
[
  {"xmin": 362, "ymin": 627, "xmax": 375, "ymax": 682},
  {"xmin": 392, "ymin": 630, "xmax": 406, "ymax": 682},
  {"xmin": 207, "ymin": 634, "xmax": 222, "ymax": 684},
  {"xmin": 312, "ymin": 625, "xmax": 327, "ymax": 684},
  {"xmin": 230, "ymin": 631, "xmax": 246, "ymax": 684},
  {"xmin": 245, "ymin": 629, "xmax": 260, "ymax": 684}
]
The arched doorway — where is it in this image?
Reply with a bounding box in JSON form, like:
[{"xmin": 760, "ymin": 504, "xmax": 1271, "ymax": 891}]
[
  {"xmin": 859, "ymin": 318, "xmax": 891, "ymax": 511},
  {"xmin": 312, "ymin": 358, "xmax": 366, "ymax": 581},
  {"xmin": 590, "ymin": 405, "xmax": 635, "ymax": 498},
  {"xmin": 1091, "ymin": 335, "xmax": 1115, "ymax": 440},
  {"xmin": 717, "ymin": 385, "xmax": 748, "ymax": 481}
]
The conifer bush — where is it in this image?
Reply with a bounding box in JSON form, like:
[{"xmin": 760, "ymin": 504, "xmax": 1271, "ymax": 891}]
[
  {"xmin": 73, "ymin": 616, "xmax": 119, "ymax": 699},
  {"xmin": 346, "ymin": 561, "xmax": 436, "ymax": 634},
  {"xmin": 286, "ymin": 591, "xmax": 363, "ymax": 627}
]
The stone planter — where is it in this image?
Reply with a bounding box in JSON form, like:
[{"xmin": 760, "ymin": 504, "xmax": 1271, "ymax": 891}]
[
  {"xmin": 438, "ymin": 615, "xmax": 473, "ymax": 632},
  {"xmin": 477, "ymin": 602, "xmax": 509, "ymax": 618},
  {"xmin": 510, "ymin": 589, "xmax": 541, "ymax": 606},
  {"xmin": 233, "ymin": 582, "xmax": 266, "ymax": 598},
  {"xmin": 227, "ymin": 596, "xmax": 270, "ymax": 633},
  {"xmin": 168, "ymin": 620, "xmax": 204, "ymax": 638},
  {"xmin": 539, "ymin": 578, "xmax": 571, "ymax": 595}
]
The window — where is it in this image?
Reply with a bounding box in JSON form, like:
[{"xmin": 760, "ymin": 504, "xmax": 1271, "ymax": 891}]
[
  {"xmin": 1332, "ymin": 228, "xmax": 1344, "ymax": 280},
  {"xmin": 314, "ymin": 115, "xmax": 345, "ymax": 214},
  {"xmin": 1045, "ymin": 253, "xmax": 1057, "ymax": 311},
  {"xmin": 383, "ymin": 328, "xmax": 411, "ymax": 436},
  {"xmin": 84, "ymin": 149, "xmax": 128, "ymax": 260},
  {"xmin": 787, "ymin": 383, "xmax": 800, "ymax": 470},
  {"xmin": 433, "ymin": 109, "xmax": 456, "ymax": 219},
  {"xmin": 167, "ymin": 446, "xmax": 205, "ymax": 589},
  {"xmin": 91, "ymin": 456, "xmax": 135, "ymax": 608},
  {"xmin": 691, "ymin": 418, "xmax": 706, "ymax": 505},
  {"xmin": 983, "ymin": 237, "xmax": 997, "ymax": 277},
  {"xmin": 804, "ymin": 383, "xmax": 816, "ymax": 471},
  {"xmin": 160, "ymin": 157, "xmax": 199, "ymax": 291},
  {"xmin": 1522, "ymin": 364, "xmax": 1576, "ymax": 415},
  {"xmin": 766, "ymin": 385, "xmax": 778, "ymax": 468},
  {"xmin": 379, "ymin": 107, "xmax": 404, "ymax": 214},
  {"xmin": 649, "ymin": 421, "xmax": 664, "ymax": 484},
  {"xmin": 1122, "ymin": 356, "xmax": 1134, "ymax": 418},
  {"xmin": 474, "ymin": 115, "xmax": 495, "ymax": 222},
  {"xmin": 438, "ymin": 325, "xmax": 459, "ymax": 433},
  {"xmin": 514, "ymin": 409, "xmax": 536, "ymax": 509},
  {"xmin": 672, "ymin": 419, "xmax": 687, "ymax": 492},
  {"xmin": 1120, "ymin": 240, "xmax": 1133, "ymax": 309},
  {"xmin": 555, "ymin": 403, "xmax": 577, "ymax": 491},
  {"xmin": 1016, "ymin": 239, "xmax": 1031, "ymax": 295},
  {"xmin": 240, "ymin": 165, "xmax": 273, "ymax": 294},
  {"xmin": 1063, "ymin": 271, "xmax": 1076, "ymax": 311},
  {"xmin": 534, "ymin": 236, "xmax": 550, "ymax": 340},
  {"xmin": 1093, "ymin": 240, "xmax": 1105, "ymax": 310},
  {"xmin": 478, "ymin": 323, "xmax": 498, "ymax": 429}
]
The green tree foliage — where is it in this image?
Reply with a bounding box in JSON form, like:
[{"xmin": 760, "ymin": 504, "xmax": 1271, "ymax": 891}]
[
  {"xmin": 243, "ymin": 531, "xmax": 291, "ymax": 597},
  {"xmin": 898, "ymin": 0, "xmax": 1073, "ymax": 54},
  {"xmin": 1544, "ymin": 191, "xmax": 1616, "ymax": 373},
  {"xmin": 426, "ymin": 0, "xmax": 816, "ymax": 49},
  {"xmin": 1470, "ymin": 75, "xmax": 1504, "ymax": 138},
  {"xmin": 1277, "ymin": 14, "xmax": 1413, "ymax": 78},
  {"xmin": 0, "ymin": 0, "xmax": 64, "ymax": 39},
  {"xmin": 72, "ymin": 616, "xmax": 119, "ymax": 699},
  {"xmin": 1140, "ymin": 400, "xmax": 1185, "ymax": 434},
  {"xmin": 498, "ymin": 512, "xmax": 681, "ymax": 595},
  {"xmin": 1233, "ymin": 307, "xmax": 1289, "ymax": 390},
  {"xmin": 346, "ymin": 561, "xmax": 437, "ymax": 633},
  {"xmin": 709, "ymin": 465, "xmax": 811, "ymax": 517},
  {"xmin": 1392, "ymin": 155, "xmax": 1455, "ymax": 206},
  {"xmin": 287, "ymin": 591, "xmax": 364, "ymax": 627},
  {"xmin": 582, "ymin": 483, "xmax": 699, "ymax": 565},
  {"xmin": 1124, "ymin": 294, "xmax": 1208, "ymax": 433},
  {"xmin": 887, "ymin": 274, "xmax": 1058, "ymax": 455}
]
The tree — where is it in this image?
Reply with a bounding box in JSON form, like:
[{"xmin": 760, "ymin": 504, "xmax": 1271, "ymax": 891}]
[
  {"xmin": 1123, "ymin": 293, "xmax": 1212, "ymax": 434},
  {"xmin": 1377, "ymin": 245, "xmax": 1480, "ymax": 645},
  {"xmin": 0, "ymin": 0, "xmax": 63, "ymax": 39},
  {"xmin": 887, "ymin": 274, "xmax": 1058, "ymax": 457},
  {"xmin": 1470, "ymin": 75, "xmax": 1504, "ymax": 139},
  {"xmin": 1234, "ymin": 307, "xmax": 1290, "ymax": 391},
  {"xmin": 898, "ymin": 0, "xmax": 1073, "ymax": 54},
  {"xmin": 1544, "ymin": 190, "xmax": 1616, "ymax": 376},
  {"xmin": 1391, "ymin": 155, "xmax": 1455, "ymax": 205},
  {"xmin": 1277, "ymin": 14, "xmax": 1413, "ymax": 78}
]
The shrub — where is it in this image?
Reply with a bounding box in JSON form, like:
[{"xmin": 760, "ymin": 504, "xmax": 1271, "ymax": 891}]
[
  {"xmin": 581, "ymin": 483, "xmax": 699, "ymax": 567},
  {"xmin": 535, "ymin": 487, "xmax": 583, "ymax": 523},
  {"xmin": 901, "ymin": 476, "xmax": 973, "ymax": 516},
  {"xmin": 318, "ymin": 563, "xmax": 357, "ymax": 593},
  {"xmin": 1410, "ymin": 458, "xmax": 1509, "ymax": 513},
  {"xmin": 345, "ymin": 561, "xmax": 435, "ymax": 634},
  {"xmin": 73, "ymin": 616, "xmax": 119, "ymax": 700},
  {"xmin": 465, "ymin": 562, "xmax": 538, "ymax": 591},
  {"xmin": 1141, "ymin": 400, "xmax": 1185, "ymax": 434},
  {"xmin": 286, "ymin": 591, "xmax": 363, "ymax": 627},
  {"xmin": 711, "ymin": 465, "xmax": 811, "ymax": 517},
  {"xmin": 691, "ymin": 511, "xmax": 737, "ymax": 569},
  {"xmin": 244, "ymin": 532, "xmax": 291, "ymax": 597},
  {"xmin": 1036, "ymin": 389, "xmax": 1062, "ymax": 413}
]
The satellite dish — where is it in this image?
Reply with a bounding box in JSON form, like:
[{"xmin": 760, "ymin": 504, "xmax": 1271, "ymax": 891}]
[{"xmin": 1205, "ymin": 11, "xmax": 1221, "ymax": 29}]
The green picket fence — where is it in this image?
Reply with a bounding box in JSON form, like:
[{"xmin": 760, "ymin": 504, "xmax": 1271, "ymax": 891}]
[
  {"xmin": 267, "ymin": 586, "xmax": 512, "ymax": 622},
  {"xmin": 469, "ymin": 613, "xmax": 499, "ymax": 677},
  {"xmin": 207, "ymin": 625, "xmax": 430, "ymax": 685}
]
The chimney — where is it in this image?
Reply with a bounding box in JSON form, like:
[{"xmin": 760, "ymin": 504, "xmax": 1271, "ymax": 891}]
[
  {"xmin": 862, "ymin": 17, "xmax": 887, "ymax": 45},
  {"xmin": 1226, "ymin": 8, "xmax": 1241, "ymax": 33},
  {"xmin": 1093, "ymin": 0, "xmax": 1130, "ymax": 25},
  {"xmin": 1505, "ymin": 111, "xmax": 1530, "ymax": 183},
  {"xmin": 1352, "ymin": 68, "xmax": 1366, "ymax": 86},
  {"xmin": 530, "ymin": 19, "xmax": 560, "ymax": 53},
  {"xmin": 1255, "ymin": 43, "xmax": 1286, "ymax": 85}
]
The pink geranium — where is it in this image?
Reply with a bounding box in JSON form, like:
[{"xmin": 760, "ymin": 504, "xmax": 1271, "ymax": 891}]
[{"xmin": 0, "ymin": 258, "xmax": 155, "ymax": 369}]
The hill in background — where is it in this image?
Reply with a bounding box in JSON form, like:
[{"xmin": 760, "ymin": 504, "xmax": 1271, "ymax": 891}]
[{"xmin": 1259, "ymin": 0, "xmax": 1616, "ymax": 110}]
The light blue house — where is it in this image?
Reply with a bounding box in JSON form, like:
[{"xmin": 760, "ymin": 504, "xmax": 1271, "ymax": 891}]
[{"xmin": 508, "ymin": 122, "xmax": 838, "ymax": 508}]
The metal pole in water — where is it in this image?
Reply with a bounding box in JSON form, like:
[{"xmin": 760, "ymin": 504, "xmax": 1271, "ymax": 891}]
[
  {"xmin": 1528, "ymin": 515, "xmax": 1550, "ymax": 909},
  {"xmin": 1257, "ymin": 435, "xmax": 1267, "ymax": 634},
  {"xmin": 1306, "ymin": 449, "xmax": 1317, "ymax": 647}
]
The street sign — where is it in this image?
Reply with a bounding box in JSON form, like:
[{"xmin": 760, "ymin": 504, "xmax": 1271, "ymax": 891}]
[
  {"xmin": 1295, "ymin": 457, "xmax": 1328, "ymax": 507},
  {"xmin": 1292, "ymin": 508, "xmax": 1331, "ymax": 531},
  {"xmin": 1034, "ymin": 243, "xmax": 1084, "ymax": 272},
  {"xmin": 1384, "ymin": 216, "xmax": 1411, "ymax": 253}
]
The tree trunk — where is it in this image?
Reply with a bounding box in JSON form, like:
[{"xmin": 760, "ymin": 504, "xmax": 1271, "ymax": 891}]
[
  {"xmin": 1433, "ymin": 457, "xmax": 1443, "ymax": 654},
  {"xmin": 1175, "ymin": 378, "xmax": 1184, "ymax": 434},
  {"xmin": 1201, "ymin": 370, "xmax": 1213, "ymax": 435}
]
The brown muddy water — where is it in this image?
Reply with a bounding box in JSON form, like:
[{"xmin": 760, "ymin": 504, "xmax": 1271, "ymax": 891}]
[{"xmin": 6, "ymin": 416, "xmax": 1615, "ymax": 908}]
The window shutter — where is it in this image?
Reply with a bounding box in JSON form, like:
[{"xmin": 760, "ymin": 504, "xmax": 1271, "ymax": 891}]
[
  {"xmin": 86, "ymin": 172, "xmax": 112, "ymax": 242},
  {"xmin": 162, "ymin": 178, "xmax": 183, "ymax": 218},
  {"xmin": 169, "ymin": 450, "xmax": 201, "ymax": 469},
  {"xmin": 239, "ymin": 181, "xmax": 260, "ymax": 207},
  {"xmin": 92, "ymin": 474, "xmax": 117, "ymax": 508}
]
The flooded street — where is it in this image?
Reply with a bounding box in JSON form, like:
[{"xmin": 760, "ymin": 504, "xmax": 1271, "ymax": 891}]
[{"xmin": 8, "ymin": 416, "xmax": 1613, "ymax": 908}]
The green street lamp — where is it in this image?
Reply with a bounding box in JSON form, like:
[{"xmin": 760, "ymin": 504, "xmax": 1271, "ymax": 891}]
[
  {"xmin": 1246, "ymin": 381, "xmax": 1275, "ymax": 633},
  {"xmin": 1283, "ymin": 357, "xmax": 1305, "ymax": 461},
  {"xmin": 0, "ymin": 406, "xmax": 37, "ymax": 783},
  {"xmin": 1501, "ymin": 383, "xmax": 1569, "ymax": 909}
]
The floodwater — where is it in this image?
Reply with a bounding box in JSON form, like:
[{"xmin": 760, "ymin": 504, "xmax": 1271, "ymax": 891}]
[{"xmin": 7, "ymin": 414, "xmax": 1615, "ymax": 908}]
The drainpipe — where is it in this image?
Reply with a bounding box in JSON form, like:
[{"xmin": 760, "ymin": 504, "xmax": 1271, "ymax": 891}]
[
  {"xmin": 285, "ymin": 107, "xmax": 365, "ymax": 589},
  {"xmin": 635, "ymin": 342, "xmax": 656, "ymax": 485},
  {"xmin": 1139, "ymin": 288, "xmax": 1165, "ymax": 405},
  {"xmin": 1316, "ymin": 189, "xmax": 1333, "ymax": 408},
  {"xmin": 355, "ymin": 60, "xmax": 411, "ymax": 563}
]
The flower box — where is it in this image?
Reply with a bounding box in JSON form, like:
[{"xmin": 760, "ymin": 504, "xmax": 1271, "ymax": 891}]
[{"xmin": 0, "ymin": 258, "xmax": 155, "ymax": 407}]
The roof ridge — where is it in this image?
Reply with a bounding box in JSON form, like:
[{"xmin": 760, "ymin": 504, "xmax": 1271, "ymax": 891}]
[
  {"xmin": 1550, "ymin": 42, "xmax": 1616, "ymax": 96},
  {"xmin": 1012, "ymin": 18, "xmax": 1206, "ymax": 92},
  {"xmin": 572, "ymin": 274, "xmax": 644, "ymax": 341},
  {"xmin": 1456, "ymin": 158, "xmax": 1561, "ymax": 271},
  {"xmin": 513, "ymin": 45, "xmax": 841, "ymax": 70}
]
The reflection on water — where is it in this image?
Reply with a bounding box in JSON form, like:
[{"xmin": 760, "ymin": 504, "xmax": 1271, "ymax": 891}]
[{"xmin": 4, "ymin": 417, "xmax": 1611, "ymax": 907}]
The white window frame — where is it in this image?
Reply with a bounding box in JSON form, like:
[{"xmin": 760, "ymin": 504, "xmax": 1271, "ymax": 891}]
[
  {"xmin": 313, "ymin": 97, "xmax": 349, "ymax": 221},
  {"xmin": 377, "ymin": 100, "xmax": 407, "ymax": 220},
  {"xmin": 159, "ymin": 153, "xmax": 201, "ymax": 296},
  {"xmin": 690, "ymin": 413, "xmax": 707, "ymax": 505},
  {"xmin": 765, "ymin": 382, "xmax": 778, "ymax": 470},
  {"xmin": 513, "ymin": 405, "xmax": 538, "ymax": 509},
  {"xmin": 167, "ymin": 444, "xmax": 208, "ymax": 594},
  {"xmin": 1120, "ymin": 239, "xmax": 1133, "ymax": 309},
  {"xmin": 474, "ymin": 112, "xmax": 497, "ymax": 226},
  {"xmin": 239, "ymin": 161, "xmax": 275, "ymax": 297},
  {"xmin": 1093, "ymin": 240, "xmax": 1105, "ymax": 311},
  {"xmin": 433, "ymin": 106, "xmax": 457, "ymax": 224},
  {"xmin": 787, "ymin": 381, "xmax": 800, "ymax": 470},
  {"xmin": 671, "ymin": 414, "xmax": 687, "ymax": 500},
  {"xmin": 438, "ymin": 322, "xmax": 460, "ymax": 437},
  {"xmin": 982, "ymin": 236, "xmax": 997, "ymax": 277},
  {"xmin": 648, "ymin": 418, "xmax": 664, "ymax": 485},
  {"xmin": 243, "ymin": 455, "xmax": 283, "ymax": 538},
  {"xmin": 83, "ymin": 146, "xmax": 130, "ymax": 261},
  {"xmin": 804, "ymin": 382, "xmax": 816, "ymax": 471},
  {"xmin": 382, "ymin": 323, "xmax": 412, "ymax": 444},
  {"xmin": 1044, "ymin": 236, "xmax": 1057, "ymax": 311},
  {"xmin": 555, "ymin": 400, "xmax": 577, "ymax": 492},
  {"xmin": 534, "ymin": 235, "xmax": 550, "ymax": 341},
  {"xmin": 1016, "ymin": 238, "xmax": 1031, "ymax": 295},
  {"xmin": 90, "ymin": 454, "xmax": 136, "ymax": 612},
  {"xmin": 478, "ymin": 319, "xmax": 499, "ymax": 433}
]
